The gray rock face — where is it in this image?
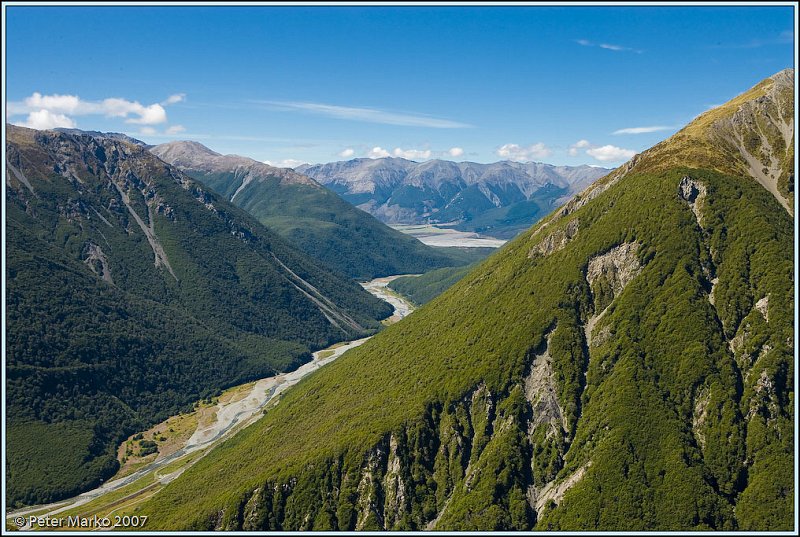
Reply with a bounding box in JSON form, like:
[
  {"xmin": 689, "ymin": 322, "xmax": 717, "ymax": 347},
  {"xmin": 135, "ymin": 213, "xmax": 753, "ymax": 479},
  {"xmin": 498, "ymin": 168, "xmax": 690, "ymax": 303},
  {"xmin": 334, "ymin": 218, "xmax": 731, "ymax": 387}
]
[
  {"xmin": 586, "ymin": 241, "xmax": 642, "ymax": 307},
  {"xmin": 53, "ymin": 128, "xmax": 150, "ymax": 147},
  {"xmin": 296, "ymin": 158, "xmax": 611, "ymax": 233}
]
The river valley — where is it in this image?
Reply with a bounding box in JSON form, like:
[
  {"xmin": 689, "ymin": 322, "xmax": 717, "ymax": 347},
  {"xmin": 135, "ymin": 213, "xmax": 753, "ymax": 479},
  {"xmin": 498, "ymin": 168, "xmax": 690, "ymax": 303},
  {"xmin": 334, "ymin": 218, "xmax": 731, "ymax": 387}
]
[{"xmin": 6, "ymin": 276, "xmax": 415, "ymax": 530}]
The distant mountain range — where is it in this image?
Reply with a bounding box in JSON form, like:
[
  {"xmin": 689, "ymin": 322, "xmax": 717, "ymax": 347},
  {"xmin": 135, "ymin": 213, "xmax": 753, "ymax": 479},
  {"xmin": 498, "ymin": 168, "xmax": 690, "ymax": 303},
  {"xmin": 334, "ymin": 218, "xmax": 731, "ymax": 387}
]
[
  {"xmin": 297, "ymin": 159, "xmax": 611, "ymax": 238},
  {"xmin": 151, "ymin": 141, "xmax": 483, "ymax": 279}
]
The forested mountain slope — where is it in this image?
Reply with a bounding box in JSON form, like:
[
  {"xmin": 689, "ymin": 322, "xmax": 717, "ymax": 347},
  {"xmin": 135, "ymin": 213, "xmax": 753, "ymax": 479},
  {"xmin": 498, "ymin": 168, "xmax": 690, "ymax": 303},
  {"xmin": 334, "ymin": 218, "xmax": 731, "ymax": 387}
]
[
  {"xmin": 151, "ymin": 141, "xmax": 472, "ymax": 279},
  {"xmin": 387, "ymin": 265, "xmax": 475, "ymax": 306},
  {"xmin": 5, "ymin": 126, "xmax": 391, "ymax": 506},
  {"xmin": 136, "ymin": 69, "xmax": 794, "ymax": 531}
]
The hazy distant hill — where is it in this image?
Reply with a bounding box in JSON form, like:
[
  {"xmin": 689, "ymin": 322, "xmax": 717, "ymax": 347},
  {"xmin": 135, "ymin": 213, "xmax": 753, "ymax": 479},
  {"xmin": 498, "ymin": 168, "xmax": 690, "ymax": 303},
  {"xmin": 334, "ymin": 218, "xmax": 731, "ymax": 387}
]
[
  {"xmin": 297, "ymin": 158, "xmax": 610, "ymax": 238},
  {"xmin": 151, "ymin": 141, "xmax": 482, "ymax": 279},
  {"xmin": 5, "ymin": 126, "xmax": 390, "ymax": 507},
  {"xmin": 138, "ymin": 70, "xmax": 794, "ymax": 531}
]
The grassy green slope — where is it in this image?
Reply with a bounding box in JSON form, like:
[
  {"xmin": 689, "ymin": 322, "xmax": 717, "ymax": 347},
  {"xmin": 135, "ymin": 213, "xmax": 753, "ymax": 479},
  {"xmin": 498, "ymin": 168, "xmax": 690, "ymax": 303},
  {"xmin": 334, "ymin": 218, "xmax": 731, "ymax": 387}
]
[
  {"xmin": 388, "ymin": 265, "xmax": 474, "ymax": 305},
  {"xmin": 186, "ymin": 169, "xmax": 473, "ymax": 279},
  {"xmin": 137, "ymin": 166, "xmax": 792, "ymax": 531},
  {"xmin": 135, "ymin": 72, "xmax": 794, "ymax": 531}
]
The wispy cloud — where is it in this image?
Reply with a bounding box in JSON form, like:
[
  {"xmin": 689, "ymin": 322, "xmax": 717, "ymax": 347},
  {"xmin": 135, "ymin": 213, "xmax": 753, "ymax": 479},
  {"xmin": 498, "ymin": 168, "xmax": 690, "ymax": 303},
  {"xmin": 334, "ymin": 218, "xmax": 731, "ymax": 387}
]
[
  {"xmin": 576, "ymin": 38, "xmax": 643, "ymax": 54},
  {"xmin": 165, "ymin": 125, "xmax": 186, "ymax": 135},
  {"xmin": 496, "ymin": 142, "xmax": 552, "ymax": 162},
  {"xmin": 161, "ymin": 93, "xmax": 186, "ymax": 105},
  {"xmin": 259, "ymin": 100, "xmax": 472, "ymax": 128},
  {"xmin": 612, "ymin": 125, "xmax": 675, "ymax": 135},
  {"xmin": 709, "ymin": 30, "xmax": 793, "ymax": 49}
]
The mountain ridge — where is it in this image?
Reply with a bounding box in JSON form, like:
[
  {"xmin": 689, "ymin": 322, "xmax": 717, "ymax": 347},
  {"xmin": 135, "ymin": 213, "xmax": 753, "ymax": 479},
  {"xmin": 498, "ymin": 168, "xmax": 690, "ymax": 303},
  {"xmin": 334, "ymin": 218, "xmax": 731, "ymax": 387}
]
[
  {"xmin": 135, "ymin": 69, "xmax": 794, "ymax": 531},
  {"xmin": 5, "ymin": 124, "xmax": 391, "ymax": 506}
]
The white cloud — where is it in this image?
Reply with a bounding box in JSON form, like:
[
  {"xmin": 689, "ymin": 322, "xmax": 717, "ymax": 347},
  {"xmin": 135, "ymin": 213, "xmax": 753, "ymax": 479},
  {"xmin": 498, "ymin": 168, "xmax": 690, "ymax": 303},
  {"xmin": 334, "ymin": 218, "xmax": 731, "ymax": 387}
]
[
  {"xmin": 586, "ymin": 144, "xmax": 637, "ymax": 162},
  {"xmin": 24, "ymin": 93, "xmax": 83, "ymax": 114},
  {"xmin": 612, "ymin": 125, "xmax": 674, "ymax": 135},
  {"xmin": 7, "ymin": 92, "xmax": 182, "ymax": 130},
  {"xmin": 496, "ymin": 142, "xmax": 552, "ymax": 162},
  {"xmin": 165, "ymin": 125, "xmax": 186, "ymax": 135},
  {"xmin": 105, "ymin": 100, "xmax": 167, "ymax": 125},
  {"xmin": 367, "ymin": 146, "xmax": 391, "ymax": 158},
  {"xmin": 262, "ymin": 100, "xmax": 472, "ymax": 128},
  {"xmin": 15, "ymin": 109, "xmax": 76, "ymax": 130},
  {"xmin": 162, "ymin": 93, "xmax": 186, "ymax": 105},
  {"xmin": 393, "ymin": 147, "xmax": 432, "ymax": 160},
  {"xmin": 138, "ymin": 126, "xmax": 157, "ymax": 136},
  {"xmin": 448, "ymin": 147, "xmax": 464, "ymax": 157},
  {"xmin": 569, "ymin": 139, "xmax": 637, "ymax": 163},
  {"xmin": 339, "ymin": 148, "xmax": 355, "ymax": 158},
  {"xmin": 568, "ymin": 139, "xmax": 592, "ymax": 156},
  {"xmin": 263, "ymin": 158, "xmax": 307, "ymax": 168}
]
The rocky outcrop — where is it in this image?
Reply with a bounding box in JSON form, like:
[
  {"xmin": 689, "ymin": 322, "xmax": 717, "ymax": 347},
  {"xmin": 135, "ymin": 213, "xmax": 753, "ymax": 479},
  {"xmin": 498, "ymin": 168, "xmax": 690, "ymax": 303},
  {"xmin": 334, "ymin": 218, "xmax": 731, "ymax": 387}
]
[
  {"xmin": 355, "ymin": 444, "xmax": 387, "ymax": 530},
  {"xmin": 692, "ymin": 388, "xmax": 710, "ymax": 450},
  {"xmin": 708, "ymin": 69, "xmax": 794, "ymax": 214},
  {"xmin": 111, "ymin": 179, "xmax": 177, "ymax": 280},
  {"xmin": 533, "ymin": 462, "xmax": 590, "ymax": 516},
  {"xmin": 382, "ymin": 434, "xmax": 407, "ymax": 528},
  {"xmin": 755, "ymin": 295, "xmax": 769, "ymax": 322},
  {"xmin": 83, "ymin": 242, "xmax": 114, "ymax": 284},
  {"xmin": 529, "ymin": 219, "xmax": 579, "ymax": 258},
  {"xmin": 223, "ymin": 381, "xmax": 543, "ymax": 531},
  {"xmin": 524, "ymin": 333, "xmax": 567, "ymax": 440},
  {"xmin": 586, "ymin": 242, "xmax": 642, "ymax": 311},
  {"xmin": 678, "ymin": 175, "xmax": 708, "ymax": 227}
]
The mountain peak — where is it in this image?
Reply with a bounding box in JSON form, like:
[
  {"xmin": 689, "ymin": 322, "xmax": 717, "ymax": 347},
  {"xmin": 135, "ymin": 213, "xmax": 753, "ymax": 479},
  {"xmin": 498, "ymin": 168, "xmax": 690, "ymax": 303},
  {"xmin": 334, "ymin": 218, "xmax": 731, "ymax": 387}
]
[
  {"xmin": 149, "ymin": 140, "xmax": 222, "ymax": 166},
  {"xmin": 563, "ymin": 69, "xmax": 794, "ymax": 218},
  {"xmin": 151, "ymin": 141, "xmax": 318, "ymax": 188}
]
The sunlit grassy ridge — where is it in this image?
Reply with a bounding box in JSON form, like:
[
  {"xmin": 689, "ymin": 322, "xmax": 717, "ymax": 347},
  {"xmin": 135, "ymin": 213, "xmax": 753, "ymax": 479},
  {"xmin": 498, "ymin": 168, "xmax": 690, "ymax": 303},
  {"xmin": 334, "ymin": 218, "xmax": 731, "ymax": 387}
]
[
  {"xmin": 138, "ymin": 168, "xmax": 792, "ymax": 530},
  {"xmin": 135, "ymin": 71, "xmax": 794, "ymax": 530}
]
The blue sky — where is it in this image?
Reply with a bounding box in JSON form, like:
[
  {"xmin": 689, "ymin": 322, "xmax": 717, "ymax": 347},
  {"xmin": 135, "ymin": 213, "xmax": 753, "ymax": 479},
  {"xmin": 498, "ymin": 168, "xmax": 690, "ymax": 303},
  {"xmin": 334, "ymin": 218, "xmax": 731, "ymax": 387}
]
[{"xmin": 4, "ymin": 4, "xmax": 795, "ymax": 167}]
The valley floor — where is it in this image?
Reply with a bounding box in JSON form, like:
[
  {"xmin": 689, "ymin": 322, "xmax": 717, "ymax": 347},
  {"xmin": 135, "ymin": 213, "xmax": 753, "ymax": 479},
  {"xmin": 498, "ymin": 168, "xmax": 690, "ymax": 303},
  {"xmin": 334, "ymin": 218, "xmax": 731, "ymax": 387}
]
[
  {"xmin": 5, "ymin": 277, "xmax": 415, "ymax": 532},
  {"xmin": 390, "ymin": 224, "xmax": 507, "ymax": 248}
]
